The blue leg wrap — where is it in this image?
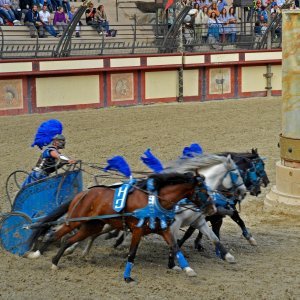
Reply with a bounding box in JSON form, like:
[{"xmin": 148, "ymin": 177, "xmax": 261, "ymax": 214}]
[
  {"xmin": 136, "ymin": 218, "xmax": 145, "ymax": 228},
  {"xmin": 149, "ymin": 217, "xmax": 156, "ymax": 230},
  {"xmin": 124, "ymin": 262, "xmax": 133, "ymax": 279},
  {"xmin": 160, "ymin": 218, "xmax": 167, "ymax": 230},
  {"xmin": 242, "ymin": 228, "xmax": 250, "ymax": 239},
  {"xmin": 176, "ymin": 251, "xmax": 189, "ymax": 269},
  {"xmin": 215, "ymin": 244, "xmax": 221, "ymax": 258}
]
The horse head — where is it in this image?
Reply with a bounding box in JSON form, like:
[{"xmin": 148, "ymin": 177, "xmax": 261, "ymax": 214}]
[
  {"xmin": 236, "ymin": 157, "xmax": 261, "ymax": 196},
  {"xmin": 193, "ymin": 172, "xmax": 216, "ymax": 216},
  {"xmin": 219, "ymin": 155, "xmax": 247, "ymax": 201}
]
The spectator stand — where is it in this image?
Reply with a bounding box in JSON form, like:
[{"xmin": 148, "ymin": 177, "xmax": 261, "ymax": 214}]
[{"xmin": 256, "ymin": 0, "xmax": 293, "ymax": 49}]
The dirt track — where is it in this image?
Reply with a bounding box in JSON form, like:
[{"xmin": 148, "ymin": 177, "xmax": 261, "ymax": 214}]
[{"xmin": 0, "ymin": 98, "xmax": 299, "ymax": 300}]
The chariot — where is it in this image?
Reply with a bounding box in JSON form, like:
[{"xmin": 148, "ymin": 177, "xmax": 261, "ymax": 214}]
[{"xmin": 0, "ymin": 164, "xmax": 83, "ymax": 256}]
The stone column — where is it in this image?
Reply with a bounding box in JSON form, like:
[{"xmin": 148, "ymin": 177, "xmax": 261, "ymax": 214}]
[{"xmin": 265, "ymin": 10, "xmax": 300, "ymax": 214}]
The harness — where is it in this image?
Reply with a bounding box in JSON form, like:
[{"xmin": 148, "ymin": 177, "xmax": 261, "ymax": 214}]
[
  {"xmin": 132, "ymin": 178, "xmax": 176, "ymax": 230},
  {"xmin": 217, "ymin": 167, "xmax": 243, "ymax": 194}
]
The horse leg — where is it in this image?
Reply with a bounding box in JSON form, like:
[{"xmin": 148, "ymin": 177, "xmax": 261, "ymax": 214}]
[
  {"xmin": 105, "ymin": 229, "xmax": 121, "ymax": 240},
  {"xmin": 123, "ymin": 227, "xmax": 143, "ymax": 283},
  {"xmin": 25, "ymin": 221, "xmax": 82, "ymax": 259},
  {"xmin": 193, "ymin": 218, "xmax": 235, "ymax": 263},
  {"xmin": 81, "ymin": 224, "xmax": 116, "ymax": 256},
  {"xmin": 231, "ymin": 210, "xmax": 257, "ymax": 246},
  {"xmin": 160, "ymin": 228, "xmax": 197, "ymax": 277},
  {"xmin": 177, "ymin": 226, "xmax": 196, "ymax": 248},
  {"xmin": 114, "ymin": 232, "xmax": 125, "ymax": 248},
  {"xmin": 210, "ymin": 216, "xmax": 223, "ymax": 257},
  {"xmin": 52, "ymin": 221, "xmax": 104, "ymax": 269},
  {"xmin": 194, "ymin": 231, "xmax": 204, "ymax": 252}
]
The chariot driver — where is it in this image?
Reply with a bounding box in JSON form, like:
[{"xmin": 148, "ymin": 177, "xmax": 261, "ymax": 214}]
[{"xmin": 22, "ymin": 119, "xmax": 76, "ymax": 187}]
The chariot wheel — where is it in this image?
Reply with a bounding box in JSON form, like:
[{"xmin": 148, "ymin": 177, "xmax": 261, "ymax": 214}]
[
  {"xmin": 5, "ymin": 170, "xmax": 30, "ymax": 209},
  {"xmin": 0, "ymin": 212, "xmax": 34, "ymax": 256}
]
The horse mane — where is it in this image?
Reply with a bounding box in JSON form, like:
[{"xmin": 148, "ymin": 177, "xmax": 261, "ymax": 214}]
[
  {"xmin": 163, "ymin": 154, "xmax": 228, "ymax": 174},
  {"xmin": 136, "ymin": 172, "xmax": 195, "ymax": 190},
  {"xmin": 218, "ymin": 150, "xmax": 259, "ymax": 160}
]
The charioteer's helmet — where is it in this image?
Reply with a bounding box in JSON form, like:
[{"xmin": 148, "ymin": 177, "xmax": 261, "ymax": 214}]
[{"xmin": 52, "ymin": 134, "xmax": 66, "ymax": 149}]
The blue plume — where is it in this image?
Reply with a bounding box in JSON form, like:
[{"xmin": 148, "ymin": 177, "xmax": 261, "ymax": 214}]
[
  {"xmin": 140, "ymin": 149, "xmax": 164, "ymax": 173},
  {"xmin": 182, "ymin": 143, "xmax": 203, "ymax": 158},
  {"xmin": 104, "ymin": 156, "xmax": 132, "ymax": 177},
  {"xmin": 31, "ymin": 119, "xmax": 63, "ymax": 149},
  {"xmin": 190, "ymin": 143, "xmax": 203, "ymax": 154}
]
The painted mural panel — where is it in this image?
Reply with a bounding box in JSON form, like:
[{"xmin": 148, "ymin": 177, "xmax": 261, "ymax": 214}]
[
  {"xmin": 209, "ymin": 68, "xmax": 231, "ymax": 95},
  {"xmin": 0, "ymin": 79, "xmax": 23, "ymax": 110},
  {"xmin": 111, "ymin": 73, "xmax": 134, "ymax": 102}
]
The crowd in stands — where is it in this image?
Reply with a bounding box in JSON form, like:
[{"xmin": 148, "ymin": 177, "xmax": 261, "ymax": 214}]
[
  {"xmin": 0, "ymin": 0, "xmax": 111, "ymax": 38},
  {"xmin": 166, "ymin": 0, "xmax": 297, "ymax": 48},
  {"xmin": 0, "ymin": 0, "xmax": 82, "ymax": 37}
]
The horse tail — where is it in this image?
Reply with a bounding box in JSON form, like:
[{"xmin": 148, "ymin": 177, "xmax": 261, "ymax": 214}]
[{"xmin": 28, "ymin": 191, "xmax": 89, "ymax": 250}]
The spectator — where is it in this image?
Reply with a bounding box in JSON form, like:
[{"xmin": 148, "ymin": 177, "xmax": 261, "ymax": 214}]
[
  {"xmin": 39, "ymin": 0, "xmax": 54, "ymax": 13},
  {"xmin": 0, "ymin": 15, "xmax": 4, "ymax": 24},
  {"xmin": 19, "ymin": 0, "xmax": 33, "ymax": 19},
  {"xmin": 39, "ymin": 4, "xmax": 57, "ymax": 37},
  {"xmin": 270, "ymin": 4, "xmax": 280, "ymax": 14},
  {"xmin": 62, "ymin": 0, "xmax": 70, "ymax": 13},
  {"xmin": 207, "ymin": 11, "xmax": 220, "ymax": 44},
  {"xmin": 254, "ymin": 20, "xmax": 262, "ymax": 36},
  {"xmin": 201, "ymin": 5, "xmax": 210, "ymax": 42},
  {"xmin": 166, "ymin": 7, "xmax": 174, "ymax": 29},
  {"xmin": 257, "ymin": 4, "xmax": 268, "ymax": 23},
  {"xmin": 24, "ymin": 4, "xmax": 44, "ymax": 37},
  {"xmin": 276, "ymin": 0, "xmax": 284, "ymax": 6},
  {"xmin": 261, "ymin": 20, "xmax": 268, "ymax": 35},
  {"xmin": 194, "ymin": 2, "xmax": 204, "ymax": 41},
  {"xmin": 0, "ymin": 0, "xmax": 20, "ymax": 24},
  {"xmin": 218, "ymin": 7, "xmax": 229, "ymax": 42},
  {"xmin": 209, "ymin": 2, "xmax": 220, "ymax": 17},
  {"xmin": 85, "ymin": 2, "xmax": 101, "ymax": 32},
  {"xmin": 217, "ymin": 0, "xmax": 227, "ymax": 13},
  {"xmin": 53, "ymin": 6, "xmax": 67, "ymax": 34},
  {"xmin": 68, "ymin": 5, "xmax": 80, "ymax": 37},
  {"xmin": 227, "ymin": 6, "xmax": 237, "ymax": 43},
  {"xmin": 10, "ymin": 0, "xmax": 22, "ymax": 21},
  {"xmin": 199, "ymin": 0, "xmax": 210, "ymax": 9},
  {"xmin": 95, "ymin": 4, "xmax": 109, "ymax": 34}
]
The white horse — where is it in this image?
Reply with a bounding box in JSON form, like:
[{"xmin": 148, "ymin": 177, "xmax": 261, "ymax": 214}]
[{"xmin": 164, "ymin": 154, "xmax": 247, "ymax": 267}]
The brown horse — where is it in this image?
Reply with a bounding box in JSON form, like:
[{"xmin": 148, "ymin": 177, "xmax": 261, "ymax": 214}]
[{"xmin": 30, "ymin": 172, "xmax": 215, "ymax": 282}]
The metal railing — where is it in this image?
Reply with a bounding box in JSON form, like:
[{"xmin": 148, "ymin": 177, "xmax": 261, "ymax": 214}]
[{"xmin": 0, "ymin": 9, "xmax": 284, "ymax": 59}]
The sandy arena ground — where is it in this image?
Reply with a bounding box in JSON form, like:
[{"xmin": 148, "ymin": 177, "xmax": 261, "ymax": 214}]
[{"xmin": 0, "ymin": 97, "xmax": 299, "ymax": 300}]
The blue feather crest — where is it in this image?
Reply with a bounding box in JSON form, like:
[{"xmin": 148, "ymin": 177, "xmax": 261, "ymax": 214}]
[
  {"xmin": 31, "ymin": 119, "xmax": 63, "ymax": 149},
  {"xmin": 182, "ymin": 143, "xmax": 203, "ymax": 158},
  {"xmin": 140, "ymin": 149, "xmax": 164, "ymax": 173},
  {"xmin": 104, "ymin": 156, "xmax": 132, "ymax": 177}
]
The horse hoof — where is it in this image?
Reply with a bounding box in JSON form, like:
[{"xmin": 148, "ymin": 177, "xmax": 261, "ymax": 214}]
[
  {"xmin": 225, "ymin": 253, "xmax": 236, "ymax": 264},
  {"xmin": 184, "ymin": 267, "xmax": 197, "ymax": 277},
  {"xmin": 172, "ymin": 266, "xmax": 182, "ymax": 271},
  {"xmin": 51, "ymin": 264, "xmax": 59, "ymax": 271},
  {"xmin": 195, "ymin": 245, "xmax": 204, "ymax": 252},
  {"xmin": 124, "ymin": 277, "xmax": 135, "ymax": 283},
  {"xmin": 24, "ymin": 250, "xmax": 41, "ymax": 259},
  {"xmin": 248, "ymin": 237, "xmax": 257, "ymax": 246}
]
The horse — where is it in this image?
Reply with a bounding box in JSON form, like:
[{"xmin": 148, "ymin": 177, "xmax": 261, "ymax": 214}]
[
  {"xmin": 107, "ymin": 154, "xmax": 247, "ymax": 264},
  {"xmin": 26, "ymin": 172, "xmax": 216, "ymax": 283},
  {"xmin": 178, "ymin": 149, "xmax": 270, "ymax": 251},
  {"xmin": 163, "ymin": 154, "xmax": 247, "ymax": 266}
]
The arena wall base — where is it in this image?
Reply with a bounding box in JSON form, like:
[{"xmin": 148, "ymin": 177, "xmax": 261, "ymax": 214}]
[{"xmin": 265, "ymin": 161, "xmax": 300, "ymax": 215}]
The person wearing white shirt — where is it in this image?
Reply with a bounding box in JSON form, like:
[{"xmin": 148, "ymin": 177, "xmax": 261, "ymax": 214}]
[{"xmin": 39, "ymin": 4, "xmax": 58, "ymax": 37}]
